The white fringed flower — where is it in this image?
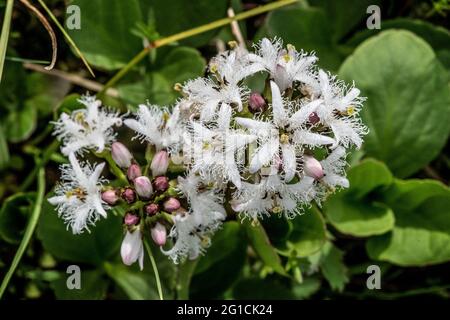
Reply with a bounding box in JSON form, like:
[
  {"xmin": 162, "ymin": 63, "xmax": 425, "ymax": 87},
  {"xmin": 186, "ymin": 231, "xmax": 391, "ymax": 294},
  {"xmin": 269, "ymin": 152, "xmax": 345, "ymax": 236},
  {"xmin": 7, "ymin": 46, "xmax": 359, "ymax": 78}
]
[
  {"xmin": 184, "ymin": 104, "xmax": 256, "ymax": 188},
  {"xmin": 52, "ymin": 95, "xmax": 122, "ymax": 156},
  {"xmin": 162, "ymin": 174, "xmax": 226, "ymax": 263},
  {"xmin": 236, "ymin": 81, "xmax": 334, "ymax": 182},
  {"xmin": 48, "ymin": 153, "xmax": 108, "ymax": 234},
  {"xmin": 248, "ymin": 38, "xmax": 318, "ymax": 91},
  {"xmin": 124, "ymin": 104, "xmax": 183, "ymax": 154}
]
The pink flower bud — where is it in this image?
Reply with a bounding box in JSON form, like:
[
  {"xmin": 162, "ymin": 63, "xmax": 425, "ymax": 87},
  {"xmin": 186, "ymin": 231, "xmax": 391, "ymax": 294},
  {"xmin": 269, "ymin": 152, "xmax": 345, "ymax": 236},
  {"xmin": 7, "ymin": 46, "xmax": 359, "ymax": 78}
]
[
  {"xmin": 304, "ymin": 155, "xmax": 324, "ymax": 180},
  {"xmin": 248, "ymin": 92, "xmax": 267, "ymax": 113},
  {"xmin": 145, "ymin": 203, "xmax": 160, "ymax": 216},
  {"xmin": 121, "ymin": 230, "xmax": 144, "ymax": 270},
  {"xmin": 151, "ymin": 150, "xmax": 169, "ymax": 177},
  {"xmin": 151, "ymin": 222, "xmax": 167, "ymax": 246},
  {"xmin": 308, "ymin": 112, "xmax": 320, "ymax": 125},
  {"xmin": 134, "ymin": 176, "xmax": 153, "ymax": 199},
  {"xmin": 153, "ymin": 176, "xmax": 169, "ymax": 192},
  {"xmin": 127, "ymin": 164, "xmax": 142, "ymax": 181},
  {"xmin": 121, "ymin": 188, "xmax": 136, "ymax": 204},
  {"xmin": 111, "ymin": 142, "xmax": 133, "ymax": 168},
  {"xmin": 124, "ymin": 213, "xmax": 140, "ymax": 226},
  {"xmin": 101, "ymin": 190, "xmax": 118, "ymax": 205},
  {"xmin": 163, "ymin": 197, "xmax": 181, "ymax": 212}
]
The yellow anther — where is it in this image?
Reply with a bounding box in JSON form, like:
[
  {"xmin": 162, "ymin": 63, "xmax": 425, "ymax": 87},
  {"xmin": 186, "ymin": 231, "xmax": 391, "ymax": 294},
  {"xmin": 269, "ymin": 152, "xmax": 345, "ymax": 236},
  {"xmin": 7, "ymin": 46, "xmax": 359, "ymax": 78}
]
[
  {"xmin": 346, "ymin": 105, "xmax": 356, "ymax": 115},
  {"xmin": 202, "ymin": 141, "xmax": 211, "ymax": 150},
  {"xmin": 162, "ymin": 112, "xmax": 170, "ymax": 122},
  {"xmin": 173, "ymin": 83, "xmax": 182, "ymax": 92},
  {"xmin": 283, "ymin": 53, "xmax": 291, "ymax": 63},
  {"xmin": 209, "ymin": 63, "xmax": 218, "ymax": 73},
  {"xmin": 272, "ymin": 206, "xmax": 282, "ymax": 214},
  {"xmin": 280, "ymin": 133, "xmax": 290, "ymax": 144},
  {"xmin": 228, "ymin": 40, "xmax": 238, "ymax": 49}
]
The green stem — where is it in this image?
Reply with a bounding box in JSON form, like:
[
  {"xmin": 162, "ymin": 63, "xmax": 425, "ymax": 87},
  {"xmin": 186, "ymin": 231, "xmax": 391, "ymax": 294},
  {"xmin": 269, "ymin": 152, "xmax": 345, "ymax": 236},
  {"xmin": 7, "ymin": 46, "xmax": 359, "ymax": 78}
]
[
  {"xmin": 95, "ymin": 152, "xmax": 128, "ymax": 185},
  {"xmin": 99, "ymin": 0, "xmax": 297, "ymax": 95},
  {"xmin": 36, "ymin": 0, "xmax": 95, "ymax": 77},
  {"xmin": 0, "ymin": 167, "xmax": 46, "ymax": 299},
  {"xmin": 20, "ymin": 140, "xmax": 60, "ymax": 191},
  {"xmin": 0, "ymin": 0, "xmax": 14, "ymax": 82},
  {"xmin": 143, "ymin": 239, "xmax": 164, "ymax": 300},
  {"xmin": 176, "ymin": 258, "xmax": 199, "ymax": 300}
]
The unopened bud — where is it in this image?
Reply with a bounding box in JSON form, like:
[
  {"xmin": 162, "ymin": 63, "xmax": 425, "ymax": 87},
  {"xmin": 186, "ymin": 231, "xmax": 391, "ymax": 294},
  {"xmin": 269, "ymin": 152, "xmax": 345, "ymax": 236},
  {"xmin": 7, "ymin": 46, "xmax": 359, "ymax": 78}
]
[
  {"xmin": 248, "ymin": 92, "xmax": 267, "ymax": 113},
  {"xmin": 304, "ymin": 156, "xmax": 324, "ymax": 180},
  {"xmin": 111, "ymin": 142, "xmax": 133, "ymax": 168},
  {"xmin": 151, "ymin": 150, "xmax": 169, "ymax": 177},
  {"xmin": 151, "ymin": 222, "xmax": 167, "ymax": 246},
  {"xmin": 308, "ymin": 112, "xmax": 320, "ymax": 125},
  {"xmin": 122, "ymin": 188, "xmax": 136, "ymax": 204},
  {"xmin": 127, "ymin": 164, "xmax": 142, "ymax": 181},
  {"xmin": 154, "ymin": 176, "xmax": 169, "ymax": 192},
  {"xmin": 145, "ymin": 203, "xmax": 160, "ymax": 216},
  {"xmin": 101, "ymin": 189, "xmax": 118, "ymax": 205},
  {"xmin": 124, "ymin": 213, "xmax": 140, "ymax": 226},
  {"xmin": 163, "ymin": 197, "xmax": 181, "ymax": 212},
  {"xmin": 134, "ymin": 176, "xmax": 153, "ymax": 199},
  {"xmin": 121, "ymin": 230, "xmax": 144, "ymax": 270}
]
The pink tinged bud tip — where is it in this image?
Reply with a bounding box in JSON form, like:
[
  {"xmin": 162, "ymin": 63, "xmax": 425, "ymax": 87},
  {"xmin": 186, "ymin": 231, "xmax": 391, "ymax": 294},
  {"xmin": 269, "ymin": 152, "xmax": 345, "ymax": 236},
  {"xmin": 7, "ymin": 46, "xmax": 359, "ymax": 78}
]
[
  {"xmin": 145, "ymin": 203, "xmax": 159, "ymax": 216},
  {"xmin": 111, "ymin": 142, "xmax": 133, "ymax": 168},
  {"xmin": 127, "ymin": 164, "xmax": 142, "ymax": 181},
  {"xmin": 304, "ymin": 155, "xmax": 324, "ymax": 180},
  {"xmin": 153, "ymin": 176, "xmax": 169, "ymax": 192},
  {"xmin": 134, "ymin": 176, "xmax": 153, "ymax": 199},
  {"xmin": 308, "ymin": 112, "xmax": 320, "ymax": 125},
  {"xmin": 248, "ymin": 92, "xmax": 267, "ymax": 113},
  {"xmin": 122, "ymin": 188, "xmax": 136, "ymax": 204},
  {"xmin": 101, "ymin": 190, "xmax": 118, "ymax": 205},
  {"xmin": 121, "ymin": 230, "xmax": 144, "ymax": 270},
  {"xmin": 124, "ymin": 213, "xmax": 140, "ymax": 226},
  {"xmin": 163, "ymin": 197, "xmax": 181, "ymax": 212},
  {"xmin": 151, "ymin": 222, "xmax": 167, "ymax": 246},
  {"xmin": 151, "ymin": 150, "xmax": 169, "ymax": 177}
]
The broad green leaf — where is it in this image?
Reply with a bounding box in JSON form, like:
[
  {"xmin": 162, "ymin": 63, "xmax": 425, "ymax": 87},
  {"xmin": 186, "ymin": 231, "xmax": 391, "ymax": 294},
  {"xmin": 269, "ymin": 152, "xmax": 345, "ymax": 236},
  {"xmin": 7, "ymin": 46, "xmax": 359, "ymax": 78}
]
[
  {"xmin": 312, "ymin": 242, "xmax": 349, "ymax": 292},
  {"xmin": 244, "ymin": 219, "xmax": 287, "ymax": 276},
  {"xmin": 261, "ymin": 215, "xmax": 293, "ymax": 248},
  {"xmin": 0, "ymin": 192, "xmax": 35, "ymax": 244},
  {"xmin": 67, "ymin": 0, "xmax": 146, "ymax": 70},
  {"xmin": 324, "ymin": 159, "xmax": 395, "ymax": 237},
  {"xmin": 37, "ymin": 199, "xmax": 123, "ymax": 266},
  {"xmin": 277, "ymin": 206, "xmax": 327, "ymax": 258},
  {"xmin": 367, "ymin": 180, "xmax": 450, "ymax": 266},
  {"xmin": 339, "ymin": 30, "xmax": 450, "ymax": 178},
  {"xmin": 191, "ymin": 221, "xmax": 247, "ymax": 299},
  {"xmin": 118, "ymin": 47, "xmax": 205, "ymax": 106},
  {"xmin": 257, "ymin": 7, "xmax": 342, "ymax": 70},
  {"xmin": 292, "ymin": 277, "xmax": 321, "ymax": 299},
  {"xmin": 347, "ymin": 18, "xmax": 450, "ymax": 70},
  {"xmin": 104, "ymin": 262, "xmax": 160, "ymax": 300},
  {"xmin": 51, "ymin": 270, "xmax": 108, "ymax": 300},
  {"xmin": 3, "ymin": 100, "xmax": 37, "ymax": 143}
]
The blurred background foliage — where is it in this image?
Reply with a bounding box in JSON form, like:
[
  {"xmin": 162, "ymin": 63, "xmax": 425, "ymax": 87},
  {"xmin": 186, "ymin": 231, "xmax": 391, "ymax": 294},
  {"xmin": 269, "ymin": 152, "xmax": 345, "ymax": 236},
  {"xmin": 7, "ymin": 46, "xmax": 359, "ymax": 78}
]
[{"xmin": 0, "ymin": 0, "xmax": 449, "ymax": 300}]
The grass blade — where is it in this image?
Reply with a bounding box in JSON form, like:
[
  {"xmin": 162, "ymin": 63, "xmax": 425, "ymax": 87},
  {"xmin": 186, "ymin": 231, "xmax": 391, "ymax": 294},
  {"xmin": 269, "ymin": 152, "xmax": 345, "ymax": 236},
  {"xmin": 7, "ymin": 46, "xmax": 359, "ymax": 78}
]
[{"xmin": 0, "ymin": 0, "xmax": 14, "ymax": 82}]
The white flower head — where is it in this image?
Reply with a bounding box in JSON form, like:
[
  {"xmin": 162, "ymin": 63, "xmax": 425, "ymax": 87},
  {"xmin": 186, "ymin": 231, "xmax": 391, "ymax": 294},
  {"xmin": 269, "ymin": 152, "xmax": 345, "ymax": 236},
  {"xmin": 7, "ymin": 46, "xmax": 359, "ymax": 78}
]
[
  {"xmin": 124, "ymin": 104, "xmax": 183, "ymax": 154},
  {"xmin": 52, "ymin": 95, "xmax": 122, "ymax": 156},
  {"xmin": 162, "ymin": 174, "xmax": 226, "ymax": 263},
  {"xmin": 48, "ymin": 153, "xmax": 108, "ymax": 234}
]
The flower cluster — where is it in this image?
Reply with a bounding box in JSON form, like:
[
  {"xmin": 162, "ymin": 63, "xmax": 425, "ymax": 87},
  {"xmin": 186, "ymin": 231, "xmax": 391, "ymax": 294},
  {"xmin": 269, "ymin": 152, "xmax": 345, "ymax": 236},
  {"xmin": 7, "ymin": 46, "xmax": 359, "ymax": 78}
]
[{"xmin": 48, "ymin": 38, "xmax": 367, "ymax": 268}]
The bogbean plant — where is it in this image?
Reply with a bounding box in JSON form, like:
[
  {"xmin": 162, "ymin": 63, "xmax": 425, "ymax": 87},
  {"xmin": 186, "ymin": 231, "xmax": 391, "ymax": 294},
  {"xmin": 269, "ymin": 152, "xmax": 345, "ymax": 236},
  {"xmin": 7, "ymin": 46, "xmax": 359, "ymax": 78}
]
[{"xmin": 48, "ymin": 39, "xmax": 367, "ymax": 271}]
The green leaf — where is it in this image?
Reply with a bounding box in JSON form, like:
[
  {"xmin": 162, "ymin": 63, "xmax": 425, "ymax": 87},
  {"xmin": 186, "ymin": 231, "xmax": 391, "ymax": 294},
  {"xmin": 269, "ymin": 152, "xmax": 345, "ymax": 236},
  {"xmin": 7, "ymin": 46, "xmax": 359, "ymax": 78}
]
[
  {"xmin": 0, "ymin": 124, "xmax": 9, "ymax": 170},
  {"xmin": 104, "ymin": 262, "xmax": 160, "ymax": 300},
  {"xmin": 51, "ymin": 270, "xmax": 108, "ymax": 300},
  {"xmin": 118, "ymin": 47, "xmax": 205, "ymax": 106},
  {"xmin": 309, "ymin": 242, "xmax": 349, "ymax": 292},
  {"xmin": 0, "ymin": 192, "xmax": 35, "ymax": 244},
  {"xmin": 257, "ymin": 6, "xmax": 342, "ymax": 70},
  {"xmin": 3, "ymin": 101, "xmax": 37, "ymax": 143},
  {"xmin": 244, "ymin": 219, "xmax": 287, "ymax": 276},
  {"xmin": 367, "ymin": 180, "xmax": 450, "ymax": 266},
  {"xmin": 324, "ymin": 159, "xmax": 395, "ymax": 237},
  {"xmin": 292, "ymin": 277, "xmax": 321, "ymax": 299},
  {"xmin": 37, "ymin": 199, "xmax": 123, "ymax": 266},
  {"xmin": 191, "ymin": 221, "xmax": 247, "ymax": 299},
  {"xmin": 347, "ymin": 18, "xmax": 450, "ymax": 70},
  {"xmin": 339, "ymin": 30, "xmax": 450, "ymax": 178},
  {"xmin": 277, "ymin": 206, "xmax": 327, "ymax": 258}
]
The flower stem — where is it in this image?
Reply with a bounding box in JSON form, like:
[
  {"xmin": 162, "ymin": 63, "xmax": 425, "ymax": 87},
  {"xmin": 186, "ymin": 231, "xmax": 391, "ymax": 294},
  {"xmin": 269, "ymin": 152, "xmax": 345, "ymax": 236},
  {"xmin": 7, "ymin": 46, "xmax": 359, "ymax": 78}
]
[
  {"xmin": 0, "ymin": 167, "xmax": 46, "ymax": 299},
  {"xmin": 176, "ymin": 258, "xmax": 199, "ymax": 300},
  {"xmin": 99, "ymin": 0, "xmax": 298, "ymax": 95},
  {"xmin": 143, "ymin": 239, "xmax": 164, "ymax": 300},
  {"xmin": 95, "ymin": 151, "xmax": 128, "ymax": 185}
]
